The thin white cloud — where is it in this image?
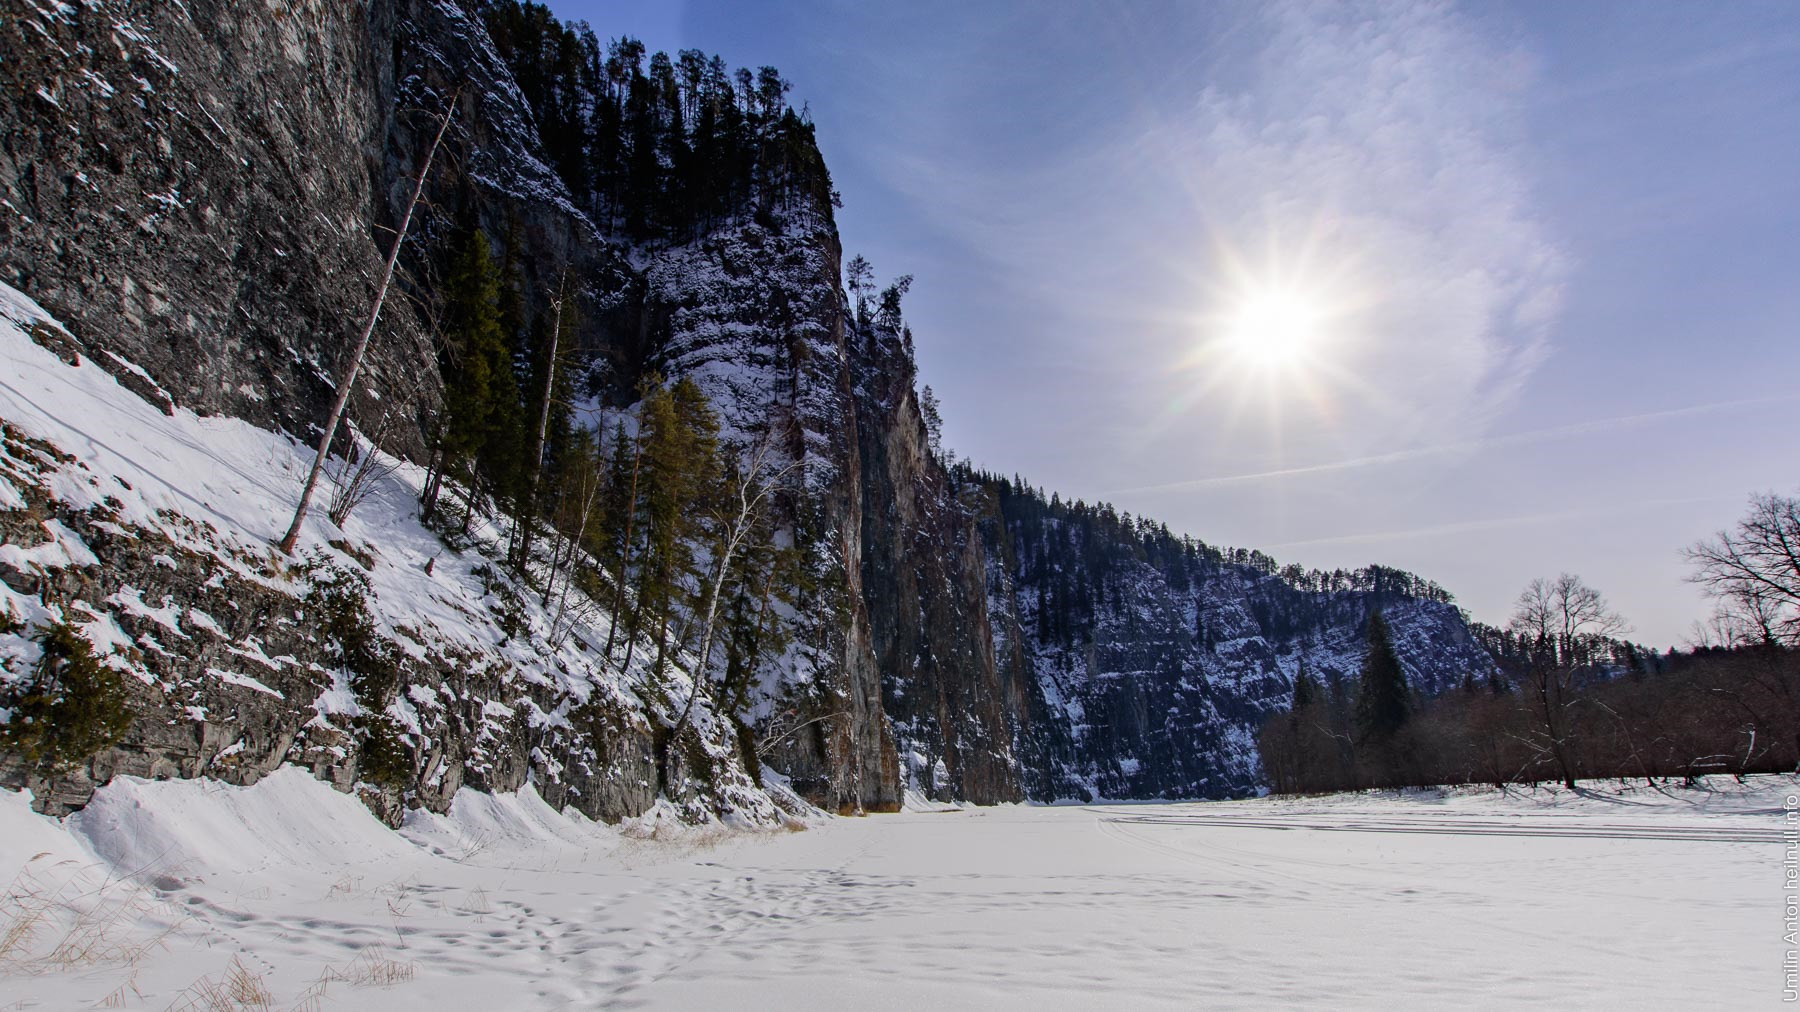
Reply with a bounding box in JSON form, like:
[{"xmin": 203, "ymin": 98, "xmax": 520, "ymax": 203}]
[
  {"xmin": 1538, "ymin": 31, "xmax": 1800, "ymax": 107},
  {"xmin": 1108, "ymin": 393, "xmax": 1800, "ymax": 496},
  {"xmin": 1147, "ymin": 0, "xmax": 1567, "ymax": 444},
  {"xmin": 850, "ymin": 1, "xmax": 1569, "ymax": 465},
  {"xmin": 1267, "ymin": 494, "xmax": 1736, "ymax": 551}
]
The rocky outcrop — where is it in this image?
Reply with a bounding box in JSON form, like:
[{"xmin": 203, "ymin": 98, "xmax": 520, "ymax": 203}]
[
  {"xmin": 977, "ymin": 498, "xmax": 1497, "ymax": 800},
  {"xmin": 633, "ymin": 216, "xmax": 905, "ymax": 814},
  {"xmin": 849, "ymin": 324, "xmax": 1023, "ymax": 804},
  {"xmin": 0, "ymin": 416, "xmax": 770, "ymax": 824}
]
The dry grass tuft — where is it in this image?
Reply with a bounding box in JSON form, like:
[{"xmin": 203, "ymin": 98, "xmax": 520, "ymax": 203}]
[
  {"xmin": 95, "ymin": 969, "xmax": 141, "ymax": 1007},
  {"xmin": 166, "ymin": 955, "xmax": 274, "ymax": 1011},
  {"xmin": 0, "ymin": 863, "xmax": 184, "ymax": 977},
  {"xmin": 287, "ymin": 979, "xmax": 329, "ymax": 1012},
  {"xmin": 457, "ymin": 885, "xmax": 492, "ymax": 919},
  {"xmin": 0, "ymin": 855, "xmax": 425, "ymax": 1010},
  {"xmin": 320, "ymin": 944, "xmax": 417, "ymax": 987}
]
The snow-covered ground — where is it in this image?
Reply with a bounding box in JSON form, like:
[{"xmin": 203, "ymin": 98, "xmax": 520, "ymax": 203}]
[{"xmin": 1, "ymin": 771, "xmax": 1789, "ymax": 1009}]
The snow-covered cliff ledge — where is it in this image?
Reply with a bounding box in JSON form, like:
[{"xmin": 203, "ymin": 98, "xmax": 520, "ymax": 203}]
[{"xmin": 0, "ymin": 283, "xmax": 795, "ymax": 825}]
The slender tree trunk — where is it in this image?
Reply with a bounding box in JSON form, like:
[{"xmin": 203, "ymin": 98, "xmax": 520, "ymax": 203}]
[
  {"xmin": 422, "ymin": 445, "xmax": 444, "ymax": 519},
  {"xmin": 603, "ymin": 436, "xmax": 643, "ymax": 665},
  {"xmin": 620, "ymin": 555, "xmax": 650, "ymax": 678},
  {"xmin": 653, "ymin": 607, "xmax": 669, "ymax": 679},
  {"xmin": 669, "ymin": 443, "xmax": 792, "ymax": 742},
  {"xmin": 1536, "ymin": 669, "xmax": 1579, "ymax": 789},
  {"xmin": 540, "ymin": 483, "xmax": 568, "ymax": 608},
  {"xmin": 550, "ymin": 471, "xmax": 600, "ymax": 639},
  {"xmin": 732, "ymin": 562, "xmax": 779, "ymax": 711},
  {"xmin": 279, "ymin": 95, "xmax": 456, "ymax": 555},
  {"xmin": 461, "ymin": 469, "xmax": 478, "ymax": 536},
  {"xmin": 518, "ymin": 273, "xmax": 569, "ymax": 578},
  {"xmin": 670, "ymin": 534, "xmax": 738, "ymax": 738}
]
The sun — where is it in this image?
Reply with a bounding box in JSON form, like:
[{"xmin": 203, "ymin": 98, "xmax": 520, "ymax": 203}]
[
  {"xmin": 1223, "ymin": 288, "xmax": 1323, "ymax": 369},
  {"xmin": 1155, "ymin": 226, "xmax": 1378, "ymax": 434}
]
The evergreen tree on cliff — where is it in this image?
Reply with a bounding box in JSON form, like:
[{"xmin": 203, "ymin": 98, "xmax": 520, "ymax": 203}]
[
  {"xmin": 1292, "ymin": 660, "xmax": 1320, "ymax": 712},
  {"xmin": 1354, "ymin": 610, "xmax": 1410, "ymax": 744},
  {"xmin": 621, "ymin": 376, "xmax": 721, "ymax": 680},
  {"xmin": 429, "ymin": 228, "xmax": 516, "ymax": 531}
]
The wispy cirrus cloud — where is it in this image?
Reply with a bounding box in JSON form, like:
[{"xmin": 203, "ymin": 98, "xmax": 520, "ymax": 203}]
[
  {"xmin": 844, "ymin": 1, "xmax": 1569, "ymax": 466},
  {"xmin": 1107, "ymin": 392, "xmax": 1800, "ymax": 497},
  {"xmin": 1136, "ymin": 0, "xmax": 1569, "ymax": 451},
  {"xmin": 1266, "ymin": 494, "xmax": 1737, "ymax": 552}
]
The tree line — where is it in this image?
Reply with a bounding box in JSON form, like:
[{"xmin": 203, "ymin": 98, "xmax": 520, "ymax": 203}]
[
  {"xmin": 481, "ymin": 0, "xmax": 837, "ymax": 241},
  {"xmin": 1259, "ymin": 493, "xmax": 1800, "ymax": 793},
  {"xmin": 956, "ymin": 468, "xmax": 1456, "ymax": 651}
]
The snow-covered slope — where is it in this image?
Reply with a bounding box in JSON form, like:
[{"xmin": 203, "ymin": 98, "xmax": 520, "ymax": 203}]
[{"xmin": 0, "ymin": 282, "xmax": 787, "ymax": 825}]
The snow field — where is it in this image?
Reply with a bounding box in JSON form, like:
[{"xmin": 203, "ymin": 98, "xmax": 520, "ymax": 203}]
[{"xmin": 0, "ymin": 770, "xmax": 1788, "ymax": 1009}]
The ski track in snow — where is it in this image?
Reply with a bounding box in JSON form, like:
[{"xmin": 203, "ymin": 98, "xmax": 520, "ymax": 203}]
[{"xmin": 0, "ymin": 771, "xmax": 1789, "ymax": 1010}]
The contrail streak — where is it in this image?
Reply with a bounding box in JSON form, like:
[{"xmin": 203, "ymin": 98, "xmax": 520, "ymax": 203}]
[
  {"xmin": 1107, "ymin": 393, "xmax": 1799, "ymax": 497},
  {"xmin": 1266, "ymin": 495, "xmax": 1735, "ymax": 551}
]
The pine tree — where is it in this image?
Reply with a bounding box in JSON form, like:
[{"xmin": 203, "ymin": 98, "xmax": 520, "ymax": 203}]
[
  {"xmin": 621, "ymin": 376, "xmax": 721, "ymax": 679},
  {"xmin": 601, "ymin": 419, "xmax": 641, "ymax": 665},
  {"xmin": 0, "ymin": 622, "xmax": 132, "ymax": 771},
  {"xmin": 1286, "ymin": 659, "xmax": 1328, "ymax": 792},
  {"xmin": 1354, "ymin": 610, "xmax": 1410, "ymax": 743},
  {"xmin": 432, "ymin": 228, "xmax": 507, "ymax": 529},
  {"xmin": 919, "ymin": 385, "xmax": 943, "ymax": 458},
  {"xmin": 1292, "ymin": 660, "xmax": 1320, "ymax": 711}
]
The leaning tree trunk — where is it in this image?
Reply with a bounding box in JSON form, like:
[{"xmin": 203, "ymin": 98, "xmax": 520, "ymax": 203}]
[
  {"xmin": 517, "ymin": 273, "xmax": 568, "ymax": 578},
  {"xmin": 279, "ymin": 95, "xmax": 456, "ymax": 555}
]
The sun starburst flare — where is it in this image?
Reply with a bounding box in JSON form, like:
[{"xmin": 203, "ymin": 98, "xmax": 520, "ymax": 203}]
[
  {"xmin": 1220, "ymin": 286, "xmax": 1327, "ymax": 371},
  {"xmin": 1156, "ymin": 225, "xmax": 1381, "ymax": 444}
]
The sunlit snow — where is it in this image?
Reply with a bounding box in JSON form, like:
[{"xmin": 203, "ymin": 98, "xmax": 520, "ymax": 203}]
[{"xmin": 0, "ymin": 770, "xmax": 1787, "ymax": 1008}]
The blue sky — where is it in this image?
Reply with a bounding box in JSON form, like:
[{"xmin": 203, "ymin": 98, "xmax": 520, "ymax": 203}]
[{"xmin": 545, "ymin": 0, "xmax": 1800, "ymax": 646}]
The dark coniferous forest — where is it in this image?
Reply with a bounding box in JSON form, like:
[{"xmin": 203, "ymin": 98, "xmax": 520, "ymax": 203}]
[{"xmin": 482, "ymin": 0, "xmax": 837, "ymax": 241}]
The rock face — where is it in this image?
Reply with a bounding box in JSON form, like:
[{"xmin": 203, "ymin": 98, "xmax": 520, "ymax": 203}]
[
  {"xmin": 1, "ymin": 0, "xmax": 436, "ymax": 452},
  {"xmin": 979, "ymin": 502, "xmax": 1495, "ymax": 800},
  {"xmin": 850, "ymin": 321, "xmax": 1026, "ymax": 805},
  {"xmin": 1, "ymin": 0, "xmax": 1499, "ymax": 817}
]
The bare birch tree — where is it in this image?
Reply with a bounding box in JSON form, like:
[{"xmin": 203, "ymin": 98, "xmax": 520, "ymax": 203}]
[
  {"xmin": 1686, "ymin": 491, "xmax": 1800, "ymax": 646},
  {"xmin": 516, "ymin": 270, "xmax": 572, "ymax": 575},
  {"xmin": 279, "ymin": 95, "xmax": 457, "ymax": 555},
  {"xmin": 668, "ymin": 435, "xmax": 799, "ymax": 742}
]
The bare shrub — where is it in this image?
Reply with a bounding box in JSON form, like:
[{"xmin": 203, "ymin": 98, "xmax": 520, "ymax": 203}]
[
  {"xmin": 457, "ymin": 885, "xmax": 492, "ymax": 919},
  {"xmin": 326, "ymin": 422, "xmax": 401, "ymax": 529}
]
